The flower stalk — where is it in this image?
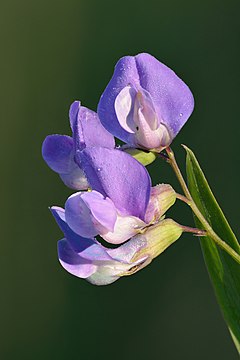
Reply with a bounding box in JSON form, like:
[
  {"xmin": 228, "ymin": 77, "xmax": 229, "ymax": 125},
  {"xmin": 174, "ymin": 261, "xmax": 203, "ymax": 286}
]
[{"xmin": 165, "ymin": 147, "xmax": 240, "ymax": 265}]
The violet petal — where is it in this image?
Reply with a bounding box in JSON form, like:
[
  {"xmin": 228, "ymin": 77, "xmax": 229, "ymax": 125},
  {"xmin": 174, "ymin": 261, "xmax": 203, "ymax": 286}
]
[
  {"xmin": 64, "ymin": 192, "xmax": 98, "ymax": 238},
  {"xmin": 78, "ymin": 147, "xmax": 151, "ymax": 220},
  {"xmin": 42, "ymin": 134, "xmax": 74, "ymax": 174},
  {"xmin": 64, "ymin": 191, "xmax": 118, "ymax": 238},
  {"xmin": 58, "ymin": 239, "xmax": 97, "ymax": 278},
  {"xmin": 81, "ymin": 191, "xmax": 117, "ymax": 232},
  {"xmin": 98, "ymin": 56, "xmax": 138, "ymax": 145},
  {"xmin": 69, "ymin": 101, "xmax": 115, "ymax": 151},
  {"xmin": 98, "ymin": 53, "xmax": 194, "ymax": 144},
  {"xmin": 51, "ymin": 206, "xmax": 112, "ymax": 261},
  {"xmin": 134, "ymin": 53, "xmax": 194, "ymax": 138}
]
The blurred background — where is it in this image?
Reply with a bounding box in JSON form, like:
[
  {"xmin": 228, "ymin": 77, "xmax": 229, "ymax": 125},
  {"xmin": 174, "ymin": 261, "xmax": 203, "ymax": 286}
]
[{"xmin": 1, "ymin": 0, "xmax": 240, "ymax": 358}]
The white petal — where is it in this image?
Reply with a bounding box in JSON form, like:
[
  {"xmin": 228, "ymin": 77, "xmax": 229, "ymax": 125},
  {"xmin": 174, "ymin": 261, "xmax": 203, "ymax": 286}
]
[
  {"xmin": 101, "ymin": 214, "xmax": 146, "ymax": 244},
  {"xmin": 114, "ymin": 85, "xmax": 136, "ymax": 133}
]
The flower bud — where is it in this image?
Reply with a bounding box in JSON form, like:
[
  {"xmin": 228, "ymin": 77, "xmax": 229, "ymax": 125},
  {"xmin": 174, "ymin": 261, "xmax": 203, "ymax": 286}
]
[{"xmin": 145, "ymin": 184, "xmax": 176, "ymax": 223}]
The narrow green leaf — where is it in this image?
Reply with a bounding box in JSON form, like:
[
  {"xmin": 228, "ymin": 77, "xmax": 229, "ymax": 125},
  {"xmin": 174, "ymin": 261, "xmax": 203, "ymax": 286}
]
[{"xmin": 185, "ymin": 145, "xmax": 240, "ymax": 353}]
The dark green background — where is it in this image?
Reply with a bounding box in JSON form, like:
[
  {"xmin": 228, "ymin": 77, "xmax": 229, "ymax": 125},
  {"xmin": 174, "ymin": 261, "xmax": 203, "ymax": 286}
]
[{"xmin": 1, "ymin": 0, "xmax": 240, "ymax": 359}]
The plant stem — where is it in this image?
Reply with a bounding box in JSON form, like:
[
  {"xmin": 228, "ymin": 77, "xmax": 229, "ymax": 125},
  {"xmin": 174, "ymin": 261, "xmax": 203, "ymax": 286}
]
[
  {"xmin": 166, "ymin": 147, "xmax": 240, "ymax": 265},
  {"xmin": 181, "ymin": 225, "xmax": 207, "ymax": 236}
]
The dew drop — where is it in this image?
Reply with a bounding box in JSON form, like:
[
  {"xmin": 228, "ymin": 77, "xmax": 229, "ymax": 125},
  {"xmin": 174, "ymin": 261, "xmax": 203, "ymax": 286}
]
[{"xmin": 180, "ymin": 113, "xmax": 183, "ymax": 117}]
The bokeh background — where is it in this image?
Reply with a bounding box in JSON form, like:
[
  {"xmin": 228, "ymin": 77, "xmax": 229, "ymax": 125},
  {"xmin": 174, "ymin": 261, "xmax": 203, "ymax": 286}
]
[{"xmin": 1, "ymin": 0, "xmax": 240, "ymax": 359}]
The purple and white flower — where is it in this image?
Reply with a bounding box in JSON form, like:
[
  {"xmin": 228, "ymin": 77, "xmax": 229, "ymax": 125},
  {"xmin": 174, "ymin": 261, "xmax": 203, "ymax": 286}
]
[
  {"xmin": 42, "ymin": 101, "xmax": 115, "ymax": 189},
  {"xmin": 52, "ymin": 205, "xmax": 182, "ymax": 286},
  {"xmin": 50, "ymin": 147, "xmax": 181, "ymax": 285},
  {"xmin": 63, "ymin": 147, "xmax": 176, "ymax": 244},
  {"xmin": 42, "ymin": 53, "xmax": 195, "ymax": 285},
  {"xmin": 98, "ymin": 53, "xmax": 194, "ymax": 152}
]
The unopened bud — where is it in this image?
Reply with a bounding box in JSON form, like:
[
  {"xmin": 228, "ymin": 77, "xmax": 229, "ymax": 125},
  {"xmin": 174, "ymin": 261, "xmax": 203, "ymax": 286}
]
[{"xmin": 145, "ymin": 184, "xmax": 176, "ymax": 223}]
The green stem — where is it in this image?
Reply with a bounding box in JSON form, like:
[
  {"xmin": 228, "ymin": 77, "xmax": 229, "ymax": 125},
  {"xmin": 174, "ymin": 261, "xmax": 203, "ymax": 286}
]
[{"xmin": 166, "ymin": 147, "xmax": 240, "ymax": 265}]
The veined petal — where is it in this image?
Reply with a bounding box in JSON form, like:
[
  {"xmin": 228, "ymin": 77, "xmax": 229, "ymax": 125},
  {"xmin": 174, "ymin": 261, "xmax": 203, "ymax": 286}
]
[
  {"xmin": 101, "ymin": 214, "xmax": 146, "ymax": 244},
  {"xmin": 78, "ymin": 147, "xmax": 151, "ymax": 220},
  {"xmin": 42, "ymin": 134, "xmax": 74, "ymax": 174}
]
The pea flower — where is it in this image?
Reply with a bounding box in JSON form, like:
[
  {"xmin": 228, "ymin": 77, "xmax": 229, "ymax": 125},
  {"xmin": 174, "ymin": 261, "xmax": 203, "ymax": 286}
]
[
  {"xmin": 42, "ymin": 101, "xmax": 115, "ymax": 189},
  {"xmin": 43, "ymin": 55, "xmax": 197, "ymax": 286},
  {"xmin": 52, "ymin": 201, "xmax": 183, "ymax": 286},
  {"xmin": 98, "ymin": 53, "xmax": 194, "ymax": 152},
  {"xmin": 63, "ymin": 147, "xmax": 176, "ymax": 244}
]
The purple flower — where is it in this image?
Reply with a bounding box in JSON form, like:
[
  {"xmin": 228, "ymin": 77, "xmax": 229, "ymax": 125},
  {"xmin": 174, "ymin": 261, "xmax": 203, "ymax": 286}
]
[
  {"xmin": 98, "ymin": 53, "xmax": 194, "ymax": 152},
  {"xmin": 61, "ymin": 147, "xmax": 176, "ymax": 244},
  {"xmin": 42, "ymin": 101, "xmax": 115, "ymax": 189},
  {"xmin": 52, "ymin": 206, "xmax": 183, "ymax": 286},
  {"xmin": 49, "ymin": 127, "xmax": 182, "ymax": 286},
  {"xmin": 43, "ymin": 55, "xmax": 194, "ymax": 285}
]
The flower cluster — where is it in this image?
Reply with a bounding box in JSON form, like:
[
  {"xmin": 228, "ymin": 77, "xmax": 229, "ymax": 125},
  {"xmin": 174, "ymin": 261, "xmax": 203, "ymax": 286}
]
[{"xmin": 42, "ymin": 53, "xmax": 194, "ymax": 285}]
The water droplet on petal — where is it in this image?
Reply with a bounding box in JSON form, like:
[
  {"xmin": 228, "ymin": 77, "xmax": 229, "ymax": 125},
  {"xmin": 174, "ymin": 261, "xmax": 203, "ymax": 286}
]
[{"xmin": 180, "ymin": 113, "xmax": 183, "ymax": 117}]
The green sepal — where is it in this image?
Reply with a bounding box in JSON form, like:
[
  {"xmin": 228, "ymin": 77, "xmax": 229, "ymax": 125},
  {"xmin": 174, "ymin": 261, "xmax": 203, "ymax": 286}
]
[
  {"xmin": 124, "ymin": 148, "xmax": 157, "ymax": 166},
  {"xmin": 132, "ymin": 219, "xmax": 183, "ymax": 262},
  {"xmin": 185, "ymin": 145, "xmax": 240, "ymax": 354}
]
